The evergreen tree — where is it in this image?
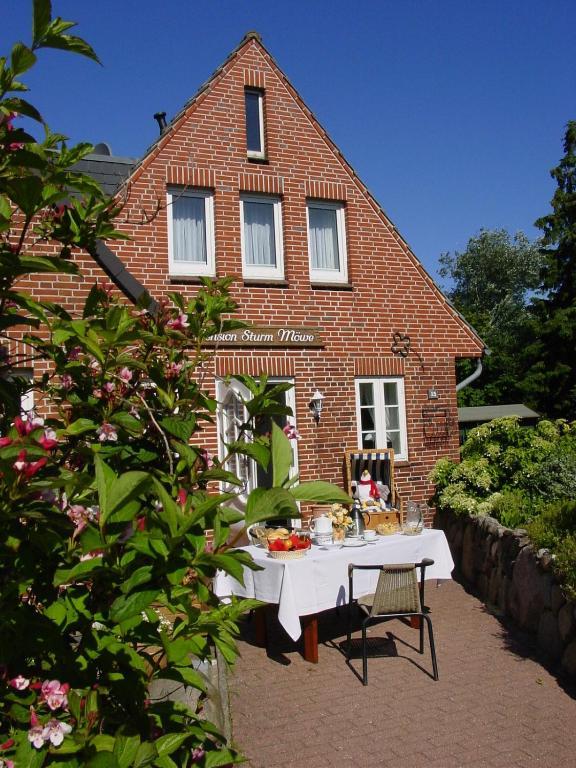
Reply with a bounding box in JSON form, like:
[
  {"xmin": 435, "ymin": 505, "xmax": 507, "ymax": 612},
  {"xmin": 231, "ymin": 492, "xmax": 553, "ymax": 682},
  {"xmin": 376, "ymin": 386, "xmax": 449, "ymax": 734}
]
[{"xmin": 522, "ymin": 121, "xmax": 576, "ymax": 418}]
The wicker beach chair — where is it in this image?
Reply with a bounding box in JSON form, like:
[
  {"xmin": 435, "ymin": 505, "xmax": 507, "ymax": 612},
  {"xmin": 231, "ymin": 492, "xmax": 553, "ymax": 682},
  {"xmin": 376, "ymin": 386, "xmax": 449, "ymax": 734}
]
[{"xmin": 346, "ymin": 559, "xmax": 439, "ymax": 685}]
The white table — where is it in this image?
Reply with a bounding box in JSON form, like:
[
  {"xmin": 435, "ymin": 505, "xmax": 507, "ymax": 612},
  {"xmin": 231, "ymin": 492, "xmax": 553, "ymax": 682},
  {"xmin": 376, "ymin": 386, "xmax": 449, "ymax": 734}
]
[{"xmin": 214, "ymin": 528, "xmax": 454, "ymax": 662}]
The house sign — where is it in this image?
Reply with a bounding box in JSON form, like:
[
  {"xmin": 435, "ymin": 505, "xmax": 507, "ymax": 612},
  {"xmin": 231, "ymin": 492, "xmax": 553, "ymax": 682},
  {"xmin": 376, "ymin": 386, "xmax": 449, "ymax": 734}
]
[{"xmin": 209, "ymin": 326, "xmax": 323, "ymax": 347}]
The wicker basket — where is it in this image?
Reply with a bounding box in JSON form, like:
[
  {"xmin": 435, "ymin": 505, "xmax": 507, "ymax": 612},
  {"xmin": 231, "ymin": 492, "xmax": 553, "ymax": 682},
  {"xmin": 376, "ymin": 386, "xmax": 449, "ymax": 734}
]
[{"xmin": 267, "ymin": 548, "xmax": 308, "ymax": 560}]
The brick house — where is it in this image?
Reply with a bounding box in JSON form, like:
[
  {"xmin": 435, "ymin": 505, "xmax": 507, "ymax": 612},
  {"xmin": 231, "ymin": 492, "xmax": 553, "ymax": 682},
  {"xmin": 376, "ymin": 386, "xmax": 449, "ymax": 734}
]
[{"xmin": 16, "ymin": 32, "xmax": 484, "ymax": 521}]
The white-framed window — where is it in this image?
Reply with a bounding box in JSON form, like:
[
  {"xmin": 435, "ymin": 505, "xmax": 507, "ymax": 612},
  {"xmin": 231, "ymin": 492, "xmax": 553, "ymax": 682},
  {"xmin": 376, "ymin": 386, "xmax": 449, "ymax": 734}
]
[
  {"xmin": 240, "ymin": 194, "xmax": 284, "ymax": 280},
  {"xmin": 167, "ymin": 188, "xmax": 215, "ymax": 276},
  {"xmin": 245, "ymin": 88, "xmax": 265, "ymax": 159},
  {"xmin": 307, "ymin": 200, "xmax": 348, "ymax": 284},
  {"xmin": 355, "ymin": 377, "xmax": 408, "ymax": 461},
  {"xmin": 217, "ymin": 377, "xmax": 297, "ymax": 505}
]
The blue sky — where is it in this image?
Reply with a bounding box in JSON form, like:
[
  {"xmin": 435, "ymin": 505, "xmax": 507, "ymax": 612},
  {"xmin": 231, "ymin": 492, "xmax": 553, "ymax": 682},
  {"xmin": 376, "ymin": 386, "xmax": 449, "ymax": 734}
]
[{"xmin": 2, "ymin": 0, "xmax": 574, "ymax": 282}]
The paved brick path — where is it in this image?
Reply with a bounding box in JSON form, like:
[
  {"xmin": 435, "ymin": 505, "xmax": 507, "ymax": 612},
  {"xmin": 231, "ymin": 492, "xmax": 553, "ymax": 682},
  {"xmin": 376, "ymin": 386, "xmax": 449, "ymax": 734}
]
[{"xmin": 227, "ymin": 580, "xmax": 576, "ymax": 768}]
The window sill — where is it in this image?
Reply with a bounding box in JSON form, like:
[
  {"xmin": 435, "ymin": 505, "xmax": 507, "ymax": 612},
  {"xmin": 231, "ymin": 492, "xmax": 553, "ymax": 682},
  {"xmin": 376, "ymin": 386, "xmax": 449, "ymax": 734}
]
[
  {"xmin": 242, "ymin": 279, "xmax": 289, "ymax": 288},
  {"xmin": 169, "ymin": 275, "xmax": 213, "ymax": 284},
  {"xmin": 247, "ymin": 156, "xmax": 269, "ymax": 165},
  {"xmin": 310, "ymin": 281, "xmax": 354, "ymax": 291}
]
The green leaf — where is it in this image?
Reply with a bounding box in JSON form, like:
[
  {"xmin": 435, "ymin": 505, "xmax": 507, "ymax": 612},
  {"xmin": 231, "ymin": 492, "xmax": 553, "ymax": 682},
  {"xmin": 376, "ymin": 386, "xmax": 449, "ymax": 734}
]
[
  {"xmin": 14, "ymin": 734, "xmax": 46, "ymax": 767},
  {"xmin": 54, "ymin": 555, "xmax": 103, "ymax": 586},
  {"xmin": 95, "ymin": 454, "xmax": 114, "ymax": 521},
  {"xmin": 113, "ymin": 734, "xmax": 141, "ymax": 768},
  {"xmin": 86, "ymin": 753, "xmax": 121, "ymax": 768},
  {"xmin": 110, "ymin": 589, "xmax": 159, "ymax": 624},
  {"xmin": 133, "ymin": 741, "xmax": 157, "ymax": 768},
  {"xmin": 290, "ymin": 481, "xmax": 352, "ymax": 504},
  {"xmin": 120, "ymin": 565, "xmax": 153, "ymax": 594},
  {"xmin": 65, "ymin": 417, "xmax": 98, "ymax": 435},
  {"xmin": 204, "ymin": 747, "xmax": 240, "ymax": 768},
  {"xmin": 11, "ymin": 42, "xmax": 37, "ymax": 76},
  {"xmin": 110, "ymin": 411, "xmax": 144, "ymax": 434},
  {"xmin": 2, "ymin": 96, "xmax": 43, "ymax": 122},
  {"xmin": 155, "ymin": 733, "xmax": 191, "ymax": 757},
  {"xmin": 33, "ymin": 0, "xmax": 52, "ymax": 43},
  {"xmin": 271, "ymin": 422, "xmax": 293, "ymax": 487},
  {"xmin": 226, "ymin": 439, "xmax": 270, "ymax": 469},
  {"xmin": 91, "ymin": 735, "xmax": 116, "ymax": 753},
  {"xmin": 244, "ymin": 487, "xmax": 299, "ymax": 527},
  {"xmin": 159, "ymin": 415, "xmax": 196, "ymax": 442},
  {"xmin": 41, "ymin": 32, "xmax": 101, "ymax": 63},
  {"xmin": 104, "ymin": 471, "xmax": 150, "ymax": 523}
]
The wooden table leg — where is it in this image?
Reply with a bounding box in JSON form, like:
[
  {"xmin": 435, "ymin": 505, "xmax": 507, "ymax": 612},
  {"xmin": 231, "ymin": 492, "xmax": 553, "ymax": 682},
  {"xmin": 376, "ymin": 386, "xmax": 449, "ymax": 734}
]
[
  {"xmin": 254, "ymin": 606, "xmax": 268, "ymax": 649},
  {"xmin": 301, "ymin": 614, "xmax": 319, "ymax": 663}
]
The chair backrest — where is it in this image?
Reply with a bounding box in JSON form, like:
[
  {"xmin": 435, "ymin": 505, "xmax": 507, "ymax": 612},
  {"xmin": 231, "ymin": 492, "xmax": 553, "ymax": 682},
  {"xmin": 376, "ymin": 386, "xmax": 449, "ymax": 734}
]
[
  {"xmin": 370, "ymin": 563, "xmax": 421, "ymax": 616},
  {"xmin": 345, "ymin": 448, "xmax": 395, "ymax": 497}
]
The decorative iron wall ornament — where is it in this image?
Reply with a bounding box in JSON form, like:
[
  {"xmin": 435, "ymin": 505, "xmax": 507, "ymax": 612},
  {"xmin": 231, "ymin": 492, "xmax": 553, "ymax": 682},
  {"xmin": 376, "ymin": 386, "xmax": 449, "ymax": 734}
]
[
  {"xmin": 391, "ymin": 332, "xmax": 411, "ymax": 357},
  {"xmin": 391, "ymin": 331, "xmax": 425, "ymax": 369}
]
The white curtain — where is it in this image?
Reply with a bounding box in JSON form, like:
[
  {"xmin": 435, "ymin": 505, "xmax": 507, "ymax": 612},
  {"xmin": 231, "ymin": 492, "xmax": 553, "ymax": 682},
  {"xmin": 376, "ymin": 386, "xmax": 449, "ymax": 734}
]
[
  {"xmin": 243, "ymin": 201, "xmax": 276, "ymax": 265},
  {"xmin": 173, "ymin": 196, "xmax": 206, "ymax": 263},
  {"xmin": 309, "ymin": 207, "xmax": 339, "ymax": 270}
]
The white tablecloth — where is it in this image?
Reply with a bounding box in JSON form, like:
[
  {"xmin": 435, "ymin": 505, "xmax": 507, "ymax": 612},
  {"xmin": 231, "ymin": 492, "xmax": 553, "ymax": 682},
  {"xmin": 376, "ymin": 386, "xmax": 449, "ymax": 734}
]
[{"xmin": 213, "ymin": 528, "xmax": 454, "ymax": 641}]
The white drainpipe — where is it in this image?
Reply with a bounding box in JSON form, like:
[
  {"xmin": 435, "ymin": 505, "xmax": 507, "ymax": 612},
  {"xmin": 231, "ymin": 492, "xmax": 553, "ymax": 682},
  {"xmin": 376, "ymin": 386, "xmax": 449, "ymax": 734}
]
[{"xmin": 456, "ymin": 356, "xmax": 485, "ymax": 392}]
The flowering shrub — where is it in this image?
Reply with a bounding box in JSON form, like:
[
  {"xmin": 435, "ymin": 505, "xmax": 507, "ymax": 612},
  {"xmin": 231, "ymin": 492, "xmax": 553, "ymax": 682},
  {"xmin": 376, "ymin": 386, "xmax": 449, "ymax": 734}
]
[
  {"xmin": 0, "ymin": 6, "xmax": 351, "ymax": 766},
  {"xmin": 430, "ymin": 417, "xmax": 576, "ymax": 596}
]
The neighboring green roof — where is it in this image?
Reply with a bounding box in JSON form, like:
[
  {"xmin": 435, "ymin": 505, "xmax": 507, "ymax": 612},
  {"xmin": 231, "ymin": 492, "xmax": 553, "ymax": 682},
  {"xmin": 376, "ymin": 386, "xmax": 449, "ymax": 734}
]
[{"xmin": 458, "ymin": 404, "xmax": 540, "ymax": 423}]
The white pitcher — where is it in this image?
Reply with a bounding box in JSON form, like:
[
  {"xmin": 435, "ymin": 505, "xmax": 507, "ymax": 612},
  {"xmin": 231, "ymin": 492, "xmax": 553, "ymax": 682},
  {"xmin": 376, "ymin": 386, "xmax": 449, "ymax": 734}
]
[{"xmin": 310, "ymin": 515, "xmax": 333, "ymax": 544}]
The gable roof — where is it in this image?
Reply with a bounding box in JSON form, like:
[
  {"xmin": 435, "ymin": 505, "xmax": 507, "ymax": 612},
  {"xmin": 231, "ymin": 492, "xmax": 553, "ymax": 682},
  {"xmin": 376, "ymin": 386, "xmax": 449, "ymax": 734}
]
[{"xmin": 106, "ymin": 32, "xmax": 484, "ymax": 352}]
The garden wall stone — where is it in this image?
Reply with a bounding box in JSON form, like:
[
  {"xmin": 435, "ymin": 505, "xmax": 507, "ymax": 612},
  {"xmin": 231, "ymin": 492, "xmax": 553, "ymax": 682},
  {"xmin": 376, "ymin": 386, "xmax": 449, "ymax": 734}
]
[{"xmin": 436, "ymin": 508, "xmax": 576, "ymax": 680}]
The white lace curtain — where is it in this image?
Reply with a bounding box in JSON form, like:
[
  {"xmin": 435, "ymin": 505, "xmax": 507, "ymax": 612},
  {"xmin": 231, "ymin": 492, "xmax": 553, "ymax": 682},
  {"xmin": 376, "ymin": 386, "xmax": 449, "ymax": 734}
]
[
  {"xmin": 309, "ymin": 207, "xmax": 339, "ymax": 270},
  {"xmin": 243, "ymin": 201, "xmax": 276, "ymax": 265},
  {"xmin": 173, "ymin": 196, "xmax": 207, "ymax": 263}
]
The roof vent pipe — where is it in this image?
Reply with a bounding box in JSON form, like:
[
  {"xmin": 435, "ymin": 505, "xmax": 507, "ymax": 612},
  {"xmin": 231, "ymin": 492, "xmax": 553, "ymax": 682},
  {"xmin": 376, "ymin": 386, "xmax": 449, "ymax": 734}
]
[
  {"xmin": 153, "ymin": 112, "xmax": 167, "ymax": 134},
  {"xmin": 456, "ymin": 355, "xmax": 486, "ymax": 392}
]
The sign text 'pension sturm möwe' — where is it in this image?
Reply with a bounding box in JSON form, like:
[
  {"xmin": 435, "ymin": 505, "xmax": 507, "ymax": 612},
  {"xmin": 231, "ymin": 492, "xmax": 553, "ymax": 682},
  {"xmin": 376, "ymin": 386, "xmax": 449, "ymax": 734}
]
[{"xmin": 208, "ymin": 326, "xmax": 323, "ymax": 347}]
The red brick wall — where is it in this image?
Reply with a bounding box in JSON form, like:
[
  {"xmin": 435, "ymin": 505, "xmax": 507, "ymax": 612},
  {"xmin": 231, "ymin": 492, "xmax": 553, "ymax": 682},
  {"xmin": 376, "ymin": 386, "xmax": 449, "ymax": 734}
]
[{"xmin": 10, "ymin": 36, "xmax": 483, "ymax": 520}]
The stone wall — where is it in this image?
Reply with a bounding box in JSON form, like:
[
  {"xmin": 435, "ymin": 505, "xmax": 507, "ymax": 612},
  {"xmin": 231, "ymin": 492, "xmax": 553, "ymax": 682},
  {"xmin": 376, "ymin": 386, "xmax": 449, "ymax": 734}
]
[{"xmin": 436, "ymin": 508, "xmax": 576, "ymax": 680}]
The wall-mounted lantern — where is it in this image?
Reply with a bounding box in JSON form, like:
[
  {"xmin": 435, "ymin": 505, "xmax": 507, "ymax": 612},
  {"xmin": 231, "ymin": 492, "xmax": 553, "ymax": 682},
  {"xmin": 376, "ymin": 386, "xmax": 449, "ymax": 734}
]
[{"xmin": 308, "ymin": 389, "xmax": 325, "ymax": 424}]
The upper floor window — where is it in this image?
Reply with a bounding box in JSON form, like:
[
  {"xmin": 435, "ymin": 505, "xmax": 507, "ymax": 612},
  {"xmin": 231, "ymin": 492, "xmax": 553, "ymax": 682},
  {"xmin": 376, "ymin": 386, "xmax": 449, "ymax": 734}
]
[
  {"xmin": 240, "ymin": 194, "xmax": 284, "ymax": 280},
  {"xmin": 355, "ymin": 377, "xmax": 408, "ymax": 461},
  {"xmin": 307, "ymin": 200, "xmax": 348, "ymax": 284},
  {"xmin": 167, "ymin": 188, "xmax": 215, "ymax": 276},
  {"xmin": 245, "ymin": 88, "xmax": 265, "ymax": 159}
]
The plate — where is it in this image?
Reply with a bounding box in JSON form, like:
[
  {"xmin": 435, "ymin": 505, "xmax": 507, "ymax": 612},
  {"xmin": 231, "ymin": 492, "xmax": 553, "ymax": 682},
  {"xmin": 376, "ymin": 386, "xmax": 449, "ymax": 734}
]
[
  {"xmin": 316, "ymin": 541, "xmax": 343, "ymax": 550},
  {"xmin": 342, "ymin": 539, "xmax": 367, "ymax": 548}
]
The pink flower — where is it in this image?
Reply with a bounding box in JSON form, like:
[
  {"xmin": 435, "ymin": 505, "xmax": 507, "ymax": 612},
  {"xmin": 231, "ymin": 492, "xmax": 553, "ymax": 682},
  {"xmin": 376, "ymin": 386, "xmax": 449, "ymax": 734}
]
[
  {"xmin": 0, "ymin": 437, "xmax": 12, "ymax": 448},
  {"xmin": 24, "ymin": 456, "xmax": 48, "ymax": 477},
  {"xmin": 67, "ymin": 504, "xmax": 99, "ymax": 536},
  {"xmin": 103, "ymin": 382, "xmax": 115, "ymax": 394},
  {"xmin": 199, "ymin": 448, "xmax": 214, "ymax": 469},
  {"xmin": 92, "ymin": 388, "xmax": 103, "ymax": 399},
  {"xmin": 38, "ymin": 429, "xmax": 58, "ymax": 451},
  {"xmin": 0, "ymin": 759, "xmax": 15, "ymax": 768},
  {"xmin": 13, "ymin": 450, "xmax": 28, "ymax": 472},
  {"xmin": 89, "ymin": 360, "xmax": 101, "ymax": 375},
  {"xmin": 97, "ymin": 423, "xmax": 118, "ymax": 442},
  {"xmin": 68, "ymin": 347, "xmax": 82, "ymax": 361},
  {"xmin": 167, "ymin": 314, "xmax": 189, "ymax": 331},
  {"xmin": 118, "ymin": 367, "xmax": 133, "ymax": 383},
  {"xmin": 60, "ymin": 374, "xmax": 73, "ymax": 390},
  {"xmin": 177, "ymin": 488, "xmax": 187, "ymax": 506},
  {"xmin": 80, "ymin": 549, "xmax": 104, "ymax": 562},
  {"xmin": 283, "ymin": 424, "xmax": 300, "ymax": 440},
  {"xmin": 42, "ymin": 718, "xmax": 72, "ymax": 746},
  {"xmin": 190, "ymin": 747, "xmax": 206, "ymax": 763},
  {"xmin": 9, "ymin": 675, "xmax": 30, "ymax": 690},
  {"xmin": 165, "ymin": 361, "xmax": 183, "ymax": 379},
  {"xmin": 28, "ymin": 724, "xmax": 46, "ymax": 749},
  {"xmin": 41, "ymin": 680, "xmax": 69, "ymax": 711}
]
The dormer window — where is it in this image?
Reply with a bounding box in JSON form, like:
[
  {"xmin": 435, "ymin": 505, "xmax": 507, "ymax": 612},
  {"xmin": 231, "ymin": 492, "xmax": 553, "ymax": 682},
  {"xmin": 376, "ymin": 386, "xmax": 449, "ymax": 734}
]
[{"xmin": 245, "ymin": 88, "xmax": 265, "ymax": 159}]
